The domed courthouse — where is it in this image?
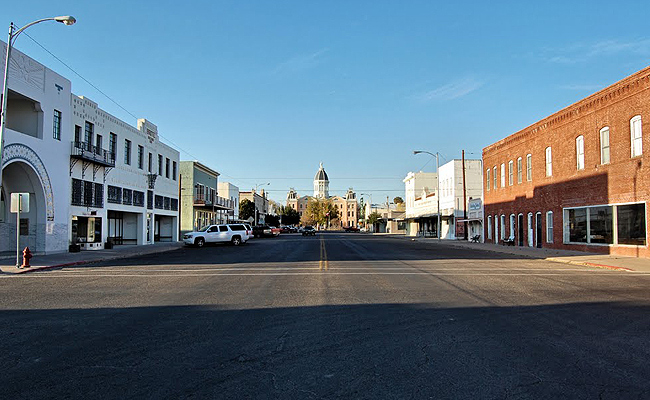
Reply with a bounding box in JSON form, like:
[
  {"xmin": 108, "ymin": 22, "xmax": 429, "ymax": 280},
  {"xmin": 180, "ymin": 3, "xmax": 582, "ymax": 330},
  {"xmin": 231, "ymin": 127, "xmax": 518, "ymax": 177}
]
[{"xmin": 286, "ymin": 163, "xmax": 358, "ymax": 228}]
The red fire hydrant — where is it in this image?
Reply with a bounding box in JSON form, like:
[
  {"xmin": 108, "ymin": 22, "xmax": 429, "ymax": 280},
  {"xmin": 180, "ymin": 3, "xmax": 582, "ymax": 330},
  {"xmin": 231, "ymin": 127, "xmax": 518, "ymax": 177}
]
[{"xmin": 21, "ymin": 247, "xmax": 32, "ymax": 268}]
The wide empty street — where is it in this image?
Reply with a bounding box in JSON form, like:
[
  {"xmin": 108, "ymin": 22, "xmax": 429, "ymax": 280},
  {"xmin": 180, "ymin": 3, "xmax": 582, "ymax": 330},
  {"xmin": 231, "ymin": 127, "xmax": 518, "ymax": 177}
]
[{"xmin": 1, "ymin": 234, "xmax": 650, "ymax": 399}]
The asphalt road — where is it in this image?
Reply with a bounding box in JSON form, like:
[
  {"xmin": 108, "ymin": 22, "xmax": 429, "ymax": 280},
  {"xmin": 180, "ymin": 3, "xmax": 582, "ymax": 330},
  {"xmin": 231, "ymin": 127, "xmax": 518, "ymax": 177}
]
[{"xmin": 1, "ymin": 233, "xmax": 650, "ymax": 399}]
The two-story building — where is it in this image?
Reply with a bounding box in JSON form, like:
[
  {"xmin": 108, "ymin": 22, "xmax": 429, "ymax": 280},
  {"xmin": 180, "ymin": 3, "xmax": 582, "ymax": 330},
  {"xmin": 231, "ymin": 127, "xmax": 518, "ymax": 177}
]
[
  {"xmin": 69, "ymin": 96, "xmax": 180, "ymax": 249},
  {"xmin": 483, "ymin": 66, "xmax": 650, "ymax": 257},
  {"xmin": 0, "ymin": 41, "xmax": 72, "ymax": 254},
  {"xmin": 179, "ymin": 161, "xmax": 235, "ymax": 234},
  {"xmin": 403, "ymin": 171, "xmax": 438, "ymax": 237}
]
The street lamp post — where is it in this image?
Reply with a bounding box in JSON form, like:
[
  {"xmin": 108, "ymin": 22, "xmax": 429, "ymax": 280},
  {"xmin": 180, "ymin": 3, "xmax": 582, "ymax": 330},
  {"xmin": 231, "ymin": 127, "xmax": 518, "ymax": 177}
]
[
  {"xmin": 360, "ymin": 193, "xmax": 373, "ymax": 232},
  {"xmin": 0, "ymin": 16, "xmax": 76, "ymax": 191},
  {"xmin": 413, "ymin": 150, "xmax": 440, "ymax": 241},
  {"xmin": 253, "ymin": 182, "xmax": 269, "ymax": 225}
]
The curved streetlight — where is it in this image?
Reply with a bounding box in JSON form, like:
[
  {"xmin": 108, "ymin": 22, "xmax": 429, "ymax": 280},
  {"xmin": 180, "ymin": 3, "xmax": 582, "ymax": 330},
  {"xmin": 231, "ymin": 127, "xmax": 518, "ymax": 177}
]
[
  {"xmin": 253, "ymin": 182, "xmax": 269, "ymax": 225},
  {"xmin": 0, "ymin": 16, "xmax": 77, "ymax": 190},
  {"xmin": 413, "ymin": 150, "xmax": 441, "ymax": 241}
]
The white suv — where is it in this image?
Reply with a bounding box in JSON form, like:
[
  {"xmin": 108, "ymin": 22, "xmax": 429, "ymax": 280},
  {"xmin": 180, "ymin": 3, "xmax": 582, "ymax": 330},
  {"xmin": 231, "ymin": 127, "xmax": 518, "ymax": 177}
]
[{"xmin": 183, "ymin": 224, "xmax": 251, "ymax": 247}]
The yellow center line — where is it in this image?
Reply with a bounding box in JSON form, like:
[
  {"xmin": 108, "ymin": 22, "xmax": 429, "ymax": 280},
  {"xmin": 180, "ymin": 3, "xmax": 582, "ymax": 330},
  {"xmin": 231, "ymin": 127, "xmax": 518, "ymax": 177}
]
[{"xmin": 319, "ymin": 235, "xmax": 329, "ymax": 271}]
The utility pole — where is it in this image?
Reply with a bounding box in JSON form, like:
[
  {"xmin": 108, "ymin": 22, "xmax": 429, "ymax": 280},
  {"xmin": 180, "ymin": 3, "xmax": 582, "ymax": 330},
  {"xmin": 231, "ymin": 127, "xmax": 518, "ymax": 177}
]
[{"xmin": 462, "ymin": 150, "xmax": 468, "ymax": 240}]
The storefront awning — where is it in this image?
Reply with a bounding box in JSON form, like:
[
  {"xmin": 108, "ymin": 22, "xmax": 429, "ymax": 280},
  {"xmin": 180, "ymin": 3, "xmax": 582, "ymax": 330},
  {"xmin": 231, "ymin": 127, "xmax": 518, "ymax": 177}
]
[{"xmin": 456, "ymin": 218, "xmax": 483, "ymax": 223}]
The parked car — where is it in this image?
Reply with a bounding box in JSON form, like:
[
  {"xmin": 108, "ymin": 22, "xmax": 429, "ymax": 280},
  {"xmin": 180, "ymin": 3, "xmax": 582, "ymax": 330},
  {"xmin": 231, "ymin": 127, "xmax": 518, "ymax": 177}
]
[
  {"xmin": 302, "ymin": 226, "xmax": 316, "ymax": 236},
  {"xmin": 253, "ymin": 225, "xmax": 281, "ymax": 238},
  {"xmin": 280, "ymin": 225, "xmax": 291, "ymax": 233},
  {"xmin": 344, "ymin": 226, "xmax": 360, "ymax": 232},
  {"xmin": 183, "ymin": 223, "xmax": 250, "ymax": 247}
]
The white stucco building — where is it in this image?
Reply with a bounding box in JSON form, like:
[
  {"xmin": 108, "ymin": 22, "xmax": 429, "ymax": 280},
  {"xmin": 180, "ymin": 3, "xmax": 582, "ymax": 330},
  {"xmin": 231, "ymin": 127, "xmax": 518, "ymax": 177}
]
[
  {"xmin": 0, "ymin": 41, "xmax": 73, "ymax": 255},
  {"xmin": 403, "ymin": 159, "xmax": 483, "ymax": 239},
  {"xmin": 403, "ymin": 171, "xmax": 438, "ymax": 237},
  {"xmin": 69, "ymin": 96, "xmax": 180, "ymax": 249},
  {"xmin": 218, "ymin": 182, "xmax": 239, "ymax": 222}
]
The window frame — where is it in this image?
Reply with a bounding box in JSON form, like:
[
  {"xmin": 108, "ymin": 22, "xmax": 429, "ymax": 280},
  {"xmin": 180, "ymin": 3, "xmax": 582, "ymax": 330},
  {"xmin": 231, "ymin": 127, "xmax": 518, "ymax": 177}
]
[
  {"xmin": 631, "ymin": 115, "xmax": 643, "ymax": 157},
  {"xmin": 500, "ymin": 163, "xmax": 505, "ymax": 188},
  {"xmin": 53, "ymin": 109, "xmax": 61, "ymax": 140},
  {"xmin": 493, "ymin": 166, "xmax": 497, "ymax": 189},
  {"xmin": 517, "ymin": 157, "xmax": 522, "ymax": 184},
  {"xmin": 508, "ymin": 161, "xmax": 513, "ymax": 186},
  {"xmin": 546, "ymin": 211, "xmax": 553, "ymax": 243},
  {"xmin": 600, "ymin": 127, "xmax": 610, "ymax": 165},
  {"xmin": 545, "ymin": 147, "xmax": 552, "ymax": 177},
  {"xmin": 124, "ymin": 139, "xmax": 132, "ymax": 165},
  {"xmin": 576, "ymin": 135, "xmax": 585, "ymax": 170},
  {"xmin": 486, "ymin": 169, "xmax": 490, "ymax": 191}
]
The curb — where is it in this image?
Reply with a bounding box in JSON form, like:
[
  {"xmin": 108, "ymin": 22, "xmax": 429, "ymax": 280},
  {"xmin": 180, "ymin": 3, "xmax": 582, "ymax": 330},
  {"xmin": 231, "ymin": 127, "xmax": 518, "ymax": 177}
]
[
  {"xmin": 396, "ymin": 236, "xmax": 636, "ymax": 273},
  {"xmin": 2, "ymin": 245, "xmax": 183, "ymax": 275}
]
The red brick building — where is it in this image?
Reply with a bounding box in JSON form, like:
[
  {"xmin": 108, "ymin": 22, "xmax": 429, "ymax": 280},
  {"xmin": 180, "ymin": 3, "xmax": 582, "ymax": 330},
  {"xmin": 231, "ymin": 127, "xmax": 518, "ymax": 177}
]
[{"xmin": 483, "ymin": 66, "xmax": 650, "ymax": 257}]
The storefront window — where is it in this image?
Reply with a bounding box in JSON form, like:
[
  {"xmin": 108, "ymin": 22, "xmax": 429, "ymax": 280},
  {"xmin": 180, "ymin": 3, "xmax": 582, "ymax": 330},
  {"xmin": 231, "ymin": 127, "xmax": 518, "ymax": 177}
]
[
  {"xmin": 617, "ymin": 204, "xmax": 646, "ymax": 245},
  {"xmin": 568, "ymin": 208, "xmax": 587, "ymax": 243},
  {"xmin": 589, "ymin": 206, "xmax": 613, "ymax": 244}
]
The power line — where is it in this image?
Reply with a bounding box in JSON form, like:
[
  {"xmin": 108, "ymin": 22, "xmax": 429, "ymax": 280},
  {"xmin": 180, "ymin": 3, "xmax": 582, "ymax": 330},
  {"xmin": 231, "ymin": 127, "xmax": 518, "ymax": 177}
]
[{"xmin": 22, "ymin": 32, "xmax": 250, "ymax": 189}]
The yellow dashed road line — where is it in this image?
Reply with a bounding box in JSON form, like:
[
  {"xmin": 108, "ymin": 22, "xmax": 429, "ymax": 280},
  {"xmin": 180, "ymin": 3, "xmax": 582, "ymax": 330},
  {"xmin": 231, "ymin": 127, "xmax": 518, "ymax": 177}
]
[{"xmin": 319, "ymin": 235, "xmax": 329, "ymax": 271}]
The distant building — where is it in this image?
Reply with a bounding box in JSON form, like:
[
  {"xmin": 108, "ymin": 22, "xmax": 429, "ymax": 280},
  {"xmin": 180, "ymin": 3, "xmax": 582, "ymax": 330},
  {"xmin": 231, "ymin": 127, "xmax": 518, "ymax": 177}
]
[
  {"xmin": 403, "ymin": 159, "xmax": 482, "ymax": 239},
  {"xmin": 240, "ymin": 190, "xmax": 268, "ymax": 225},
  {"xmin": 218, "ymin": 182, "xmax": 239, "ymax": 222},
  {"xmin": 286, "ymin": 163, "xmax": 358, "ymax": 228},
  {"xmin": 179, "ymin": 161, "xmax": 235, "ymax": 234}
]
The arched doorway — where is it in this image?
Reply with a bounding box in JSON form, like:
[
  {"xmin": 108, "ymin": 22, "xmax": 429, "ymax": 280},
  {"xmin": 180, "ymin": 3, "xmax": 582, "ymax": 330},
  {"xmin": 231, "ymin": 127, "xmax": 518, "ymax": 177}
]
[{"xmin": 0, "ymin": 160, "xmax": 47, "ymax": 254}]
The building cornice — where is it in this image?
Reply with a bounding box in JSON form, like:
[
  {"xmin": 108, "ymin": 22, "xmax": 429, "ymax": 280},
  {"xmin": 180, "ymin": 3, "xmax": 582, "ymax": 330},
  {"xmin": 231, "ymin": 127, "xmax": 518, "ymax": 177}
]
[{"xmin": 483, "ymin": 65, "xmax": 650, "ymax": 155}]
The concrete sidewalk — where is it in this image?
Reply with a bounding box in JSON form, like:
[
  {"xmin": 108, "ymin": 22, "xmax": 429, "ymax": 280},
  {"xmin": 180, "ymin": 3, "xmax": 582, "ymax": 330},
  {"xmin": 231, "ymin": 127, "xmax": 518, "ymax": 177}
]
[
  {"xmin": 0, "ymin": 242, "xmax": 183, "ymax": 274},
  {"xmin": 384, "ymin": 234, "xmax": 650, "ymax": 273}
]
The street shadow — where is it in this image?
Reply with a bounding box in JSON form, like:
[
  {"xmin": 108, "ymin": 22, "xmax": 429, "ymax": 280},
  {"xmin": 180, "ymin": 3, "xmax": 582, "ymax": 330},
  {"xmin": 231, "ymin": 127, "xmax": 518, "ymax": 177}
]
[{"xmin": 0, "ymin": 301, "xmax": 648, "ymax": 399}]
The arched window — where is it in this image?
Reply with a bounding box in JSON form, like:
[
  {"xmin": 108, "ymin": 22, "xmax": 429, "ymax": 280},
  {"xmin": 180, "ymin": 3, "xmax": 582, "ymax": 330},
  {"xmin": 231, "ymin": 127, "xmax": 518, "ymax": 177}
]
[{"xmin": 631, "ymin": 115, "xmax": 643, "ymax": 157}]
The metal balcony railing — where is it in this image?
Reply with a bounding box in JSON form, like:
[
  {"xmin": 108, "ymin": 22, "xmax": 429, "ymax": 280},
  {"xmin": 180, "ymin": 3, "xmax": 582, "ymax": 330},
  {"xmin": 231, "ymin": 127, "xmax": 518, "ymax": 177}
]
[{"xmin": 71, "ymin": 141, "xmax": 115, "ymax": 167}]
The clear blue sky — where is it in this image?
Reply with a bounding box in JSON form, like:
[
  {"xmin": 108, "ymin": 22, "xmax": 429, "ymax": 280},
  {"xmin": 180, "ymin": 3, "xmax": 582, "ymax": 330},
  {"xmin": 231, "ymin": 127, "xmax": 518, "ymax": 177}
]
[{"xmin": 4, "ymin": 1, "xmax": 650, "ymax": 205}]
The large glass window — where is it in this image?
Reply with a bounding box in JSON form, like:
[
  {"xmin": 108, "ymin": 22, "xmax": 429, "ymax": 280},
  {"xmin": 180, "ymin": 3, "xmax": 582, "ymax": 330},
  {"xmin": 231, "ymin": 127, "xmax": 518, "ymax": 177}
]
[
  {"xmin": 568, "ymin": 208, "xmax": 587, "ymax": 243},
  {"xmin": 493, "ymin": 166, "xmax": 497, "ymax": 189},
  {"xmin": 526, "ymin": 154, "xmax": 532, "ymax": 181},
  {"xmin": 545, "ymin": 147, "xmax": 552, "ymax": 177},
  {"xmin": 617, "ymin": 204, "xmax": 646, "ymax": 245},
  {"xmin": 576, "ymin": 135, "xmax": 585, "ymax": 170},
  {"xmin": 631, "ymin": 115, "xmax": 643, "ymax": 157},
  {"xmin": 517, "ymin": 157, "xmax": 522, "ymax": 184},
  {"xmin": 500, "ymin": 215, "xmax": 506, "ymax": 239},
  {"xmin": 589, "ymin": 206, "xmax": 613, "ymax": 244},
  {"xmin": 600, "ymin": 127, "xmax": 610, "ymax": 165}
]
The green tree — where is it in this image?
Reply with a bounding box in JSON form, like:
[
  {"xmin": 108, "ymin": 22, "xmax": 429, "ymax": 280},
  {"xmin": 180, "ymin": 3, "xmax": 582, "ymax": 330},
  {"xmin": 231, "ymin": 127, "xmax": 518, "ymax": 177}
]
[
  {"xmin": 265, "ymin": 214, "xmax": 280, "ymax": 226},
  {"xmin": 239, "ymin": 199, "xmax": 255, "ymax": 221},
  {"xmin": 278, "ymin": 205, "xmax": 301, "ymax": 225},
  {"xmin": 367, "ymin": 211, "xmax": 381, "ymax": 225},
  {"xmin": 393, "ymin": 196, "xmax": 404, "ymax": 204},
  {"xmin": 303, "ymin": 198, "xmax": 339, "ymax": 228}
]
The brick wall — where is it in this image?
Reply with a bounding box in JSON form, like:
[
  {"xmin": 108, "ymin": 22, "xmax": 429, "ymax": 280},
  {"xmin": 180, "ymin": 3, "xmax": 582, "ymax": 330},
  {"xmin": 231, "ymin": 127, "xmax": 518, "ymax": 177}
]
[{"xmin": 483, "ymin": 66, "xmax": 650, "ymax": 257}]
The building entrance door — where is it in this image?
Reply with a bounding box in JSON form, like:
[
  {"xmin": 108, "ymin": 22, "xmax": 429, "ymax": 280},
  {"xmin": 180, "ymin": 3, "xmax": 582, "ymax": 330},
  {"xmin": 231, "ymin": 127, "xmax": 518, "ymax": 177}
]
[
  {"xmin": 518, "ymin": 214, "xmax": 524, "ymax": 246},
  {"xmin": 536, "ymin": 213, "xmax": 542, "ymax": 248},
  {"xmin": 527, "ymin": 213, "xmax": 534, "ymax": 247}
]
